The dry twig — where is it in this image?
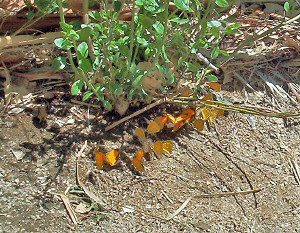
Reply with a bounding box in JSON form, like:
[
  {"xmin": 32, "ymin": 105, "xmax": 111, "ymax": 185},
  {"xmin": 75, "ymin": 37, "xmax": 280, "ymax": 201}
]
[
  {"xmin": 60, "ymin": 194, "xmax": 78, "ymax": 226},
  {"xmin": 166, "ymin": 189, "xmax": 262, "ymax": 221}
]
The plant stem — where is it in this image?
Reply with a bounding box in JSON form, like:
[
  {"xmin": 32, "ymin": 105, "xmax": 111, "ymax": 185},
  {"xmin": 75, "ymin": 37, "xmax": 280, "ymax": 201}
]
[
  {"xmin": 128, "ymin": 0, "xmax": 136, "ymax": 71},
  {"xmin": 57, "ymin": 0, "xmax": 102, "ymax": 102},
  {"xmin": 57, "ymin": 0, "xmax": 65, "ymax": 24},
  {"xmin": 83, "ymin": 0, "xmax": 95, "ymax": 62},
  {"xmin": 57, "ymin": 0, "xmax": 78, "ymax": 74}
]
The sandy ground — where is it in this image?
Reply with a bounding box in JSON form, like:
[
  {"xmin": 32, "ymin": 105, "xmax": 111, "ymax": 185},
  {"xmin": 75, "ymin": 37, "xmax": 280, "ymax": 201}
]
[{"xmin": 0, "ymin": 87, "xmax": 300, "ymax": 232}]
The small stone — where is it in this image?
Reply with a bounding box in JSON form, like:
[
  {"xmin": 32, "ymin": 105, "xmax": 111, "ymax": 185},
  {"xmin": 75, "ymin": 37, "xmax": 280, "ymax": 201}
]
[{"xmin": 12, "ymin": 150, "xmax": 25, "ymax": 160}]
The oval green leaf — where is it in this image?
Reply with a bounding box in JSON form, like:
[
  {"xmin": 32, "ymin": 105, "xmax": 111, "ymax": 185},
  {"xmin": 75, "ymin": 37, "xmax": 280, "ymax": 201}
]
[
  {"xmin": 77, "ymin": 42, "xmax": 89, "ymax": 58},
  {"xmin": 52, "ymin": 56, "xmax": 67, "ymax": 72},
  {"xmin": 54, "ymin": 38, "xmax": 64, "ymax": 48},
  {"xmin": 174, "ymin": 0, "xmax": 190, "ymax": 11},
  {"xmin": 284, "ymin": 2, "xmax": 290, "ymax": 12},
  {"xmin": 207, "ymin": 75, "xmax": 218, "ymax": 82},
  {"xmin": 207, "ymin": 21, "xmax": 221, "ymax": 28},
  {"xmin": 83, "ymin": 91, "xmax": 93, "ymax": 101},
  {"xmin": 215, "ymin": 0, "xmax": 229, "ymax": 7},
  {"xmin": 111, "ymin": 83, "xmax": 123, "ymax": 95},
  {"xmin": 71, "ymin": 80, "xmax": 82, "ymax": 95},
  {"xmin": 103, "ymin": 100, "xmax": 113, "ymax": 110},
  {"xmin": 153, "ymin": 21, "xmax": 164, "ymax": 35},
  {"xmin": 211, "ymin": 46, "xmax": 220, "ymax": 60},
  {"xmin": 132, "ymin": 74, "xmax": 144, "ymax": 87},
  {"xmin": 78, "ymin": 27, "xmax": 92, "ymax": 41},
  {"xmin": 79, "ymin": 58, "xmax": 92, "ymax": 73}
]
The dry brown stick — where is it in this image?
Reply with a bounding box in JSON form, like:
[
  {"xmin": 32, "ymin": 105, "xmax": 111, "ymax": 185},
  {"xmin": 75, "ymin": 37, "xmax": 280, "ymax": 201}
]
[
  {"xmin": 0, "ymin": 32, "xmax": 63, "ymax": 49},
  {"xmin": 105, "ymin": 88, "xmax": 189, "ymax": 131},
  {"xmin": 105, "ymin": 97, "xmax": 166, "ymax": 131}
]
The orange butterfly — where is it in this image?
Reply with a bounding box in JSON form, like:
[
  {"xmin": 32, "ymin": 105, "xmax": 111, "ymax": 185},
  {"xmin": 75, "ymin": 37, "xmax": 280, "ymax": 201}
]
[
  {"xmin": 135, "ymin": 128, "xmax": 146, "ymax": 141},
  {"xmin": 193, "ymin": 119, "xmax": 204, "ymax": 132},
  {"xmin": 147, "ymin": 121, "xmax": 161, "ymax": 134},
  {"xmin": 153, "ymin": 140, "xmax": 174, "ymax": 157},
  {"xmin": 93, "ymin": 143, "xmax": 119, "ymax": 169},
  {"xmin": 132, "ymin": 150, "xmax": 145, "ymax": 172},
  {"xmin": 105, "ymin": 150, "xmax": 119, "ymax": 166}
]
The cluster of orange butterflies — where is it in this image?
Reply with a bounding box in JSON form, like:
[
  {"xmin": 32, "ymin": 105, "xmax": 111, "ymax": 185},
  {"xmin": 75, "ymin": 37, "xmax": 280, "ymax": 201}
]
[{"xmin": 94, "ymin": 85, "xmax": 224, "ymax": 173}]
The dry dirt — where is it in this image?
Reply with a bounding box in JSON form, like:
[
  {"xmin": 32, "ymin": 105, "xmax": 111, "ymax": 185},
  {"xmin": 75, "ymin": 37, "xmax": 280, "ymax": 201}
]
[
  {"xmin": 0, "ymin": 85, "xmax": 300, "ymax": 232},
  {"xmin": 1, "ymin": 2, "xmax": 300, "ymax": 231}
]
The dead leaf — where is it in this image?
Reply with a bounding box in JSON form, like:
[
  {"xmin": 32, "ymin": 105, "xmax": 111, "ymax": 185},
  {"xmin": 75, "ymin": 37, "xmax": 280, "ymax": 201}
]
[
  {"xmin": 12, "ymin": 150, "xmax": 25, "ymax": 160},
  {"xmin": 223, "ymin": 70, "xmax": 233, "ymax": 84},
  {"xmin": 114, "ymin": 97, "xmax": 130, "ymax": 115},
  {"xmin": 154, "ymin": 116, "xmax": 165, "ymax": 130},
  {"xmin": 75, "ymin": 202, "xmax": 93, "ymax": 214},
  {"xmin": 181, "ymin": 89, "xmax": 193, "ymax": 97},
  {"xmin": 172, "ymin": 120, "xmax": 184, "ymax": 132},
  {"xmin": 217, "ymin": 108, "xmax": 224, "ymax": 116},
  {"xmin": 176, "ymin": 109, "xmax": 195, "ymax": 123},
  {"xmin": 165, "ymin": 113, "xmax": 176, "ymax": 123},
  {"xmin": 203, "ymin": 93, "xmax": 213, "ymax": 101},
  {"xmin": 208, "ymin": 82, "xmax": 221, "ymax": 92},
  {"xmin": 137, "ymin": 61, "xmax": 163, "ymax": 91},
  {"xmin": 264, "ymin": 3, "xmax": 284, "ymax": 15},
  {"xmin": 209, "ymin": 109, "xmax": 218, "ymax": 123},
  {"xmin": 32, "ymin": 104, "xmax": 47, "ymax": 122}
]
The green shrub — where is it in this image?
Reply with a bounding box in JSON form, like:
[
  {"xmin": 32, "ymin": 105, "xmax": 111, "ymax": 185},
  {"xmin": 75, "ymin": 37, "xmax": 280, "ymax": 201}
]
[{"xmin": 53, "ymin": 0, "xmax": 240, "ymax": 114}]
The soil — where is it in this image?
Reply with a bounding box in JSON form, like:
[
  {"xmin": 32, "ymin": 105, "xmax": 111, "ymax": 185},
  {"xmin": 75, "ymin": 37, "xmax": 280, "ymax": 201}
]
[
  {"xmin": 1, "ymin": 86, "xmax": 300, "ymax": 232},
  {"xmin": 1, "ymin": 2, "xmax": 300, "ymax": 232}
]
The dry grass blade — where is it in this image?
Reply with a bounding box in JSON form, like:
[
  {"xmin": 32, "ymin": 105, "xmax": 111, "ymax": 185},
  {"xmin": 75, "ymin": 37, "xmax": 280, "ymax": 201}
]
[
  {"xmin": 105, "ymin": 97, "xmax": 167, "ymax": 131},
  {"xmin": 220, "ymin": 12, "xmax": 300, "ymax": 66},
  {"xmin": 166, "ymin": 197, "xmax": 192, "ymax": 221},
  {"xmin": 71, "ymin": 99, "xmax": 102, "ymax": 108},
  {"xmin": 288, "ymin": 83, "xmax": 300, "ymax": 104},
  {"xmin": 172, "ymin": 98, "xmax": 300, "ymax": 118},
  {"xmin": 165, "ymin": 189, "xmax": 261, "ymax": 221},
  {"xmin": 233, "ymin": 71, "xmax": 256, "ymax": 92},
  {"xmin": 290, "ymin": 159, "xmax": 300, "ymax": 185},
  {"xmin": 60, "ymin": 194, "xmax": 78, "ymax": 226},
  {"xmin": 255, "ymin": 71, "xmax": 296, "ymax": 104}
]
